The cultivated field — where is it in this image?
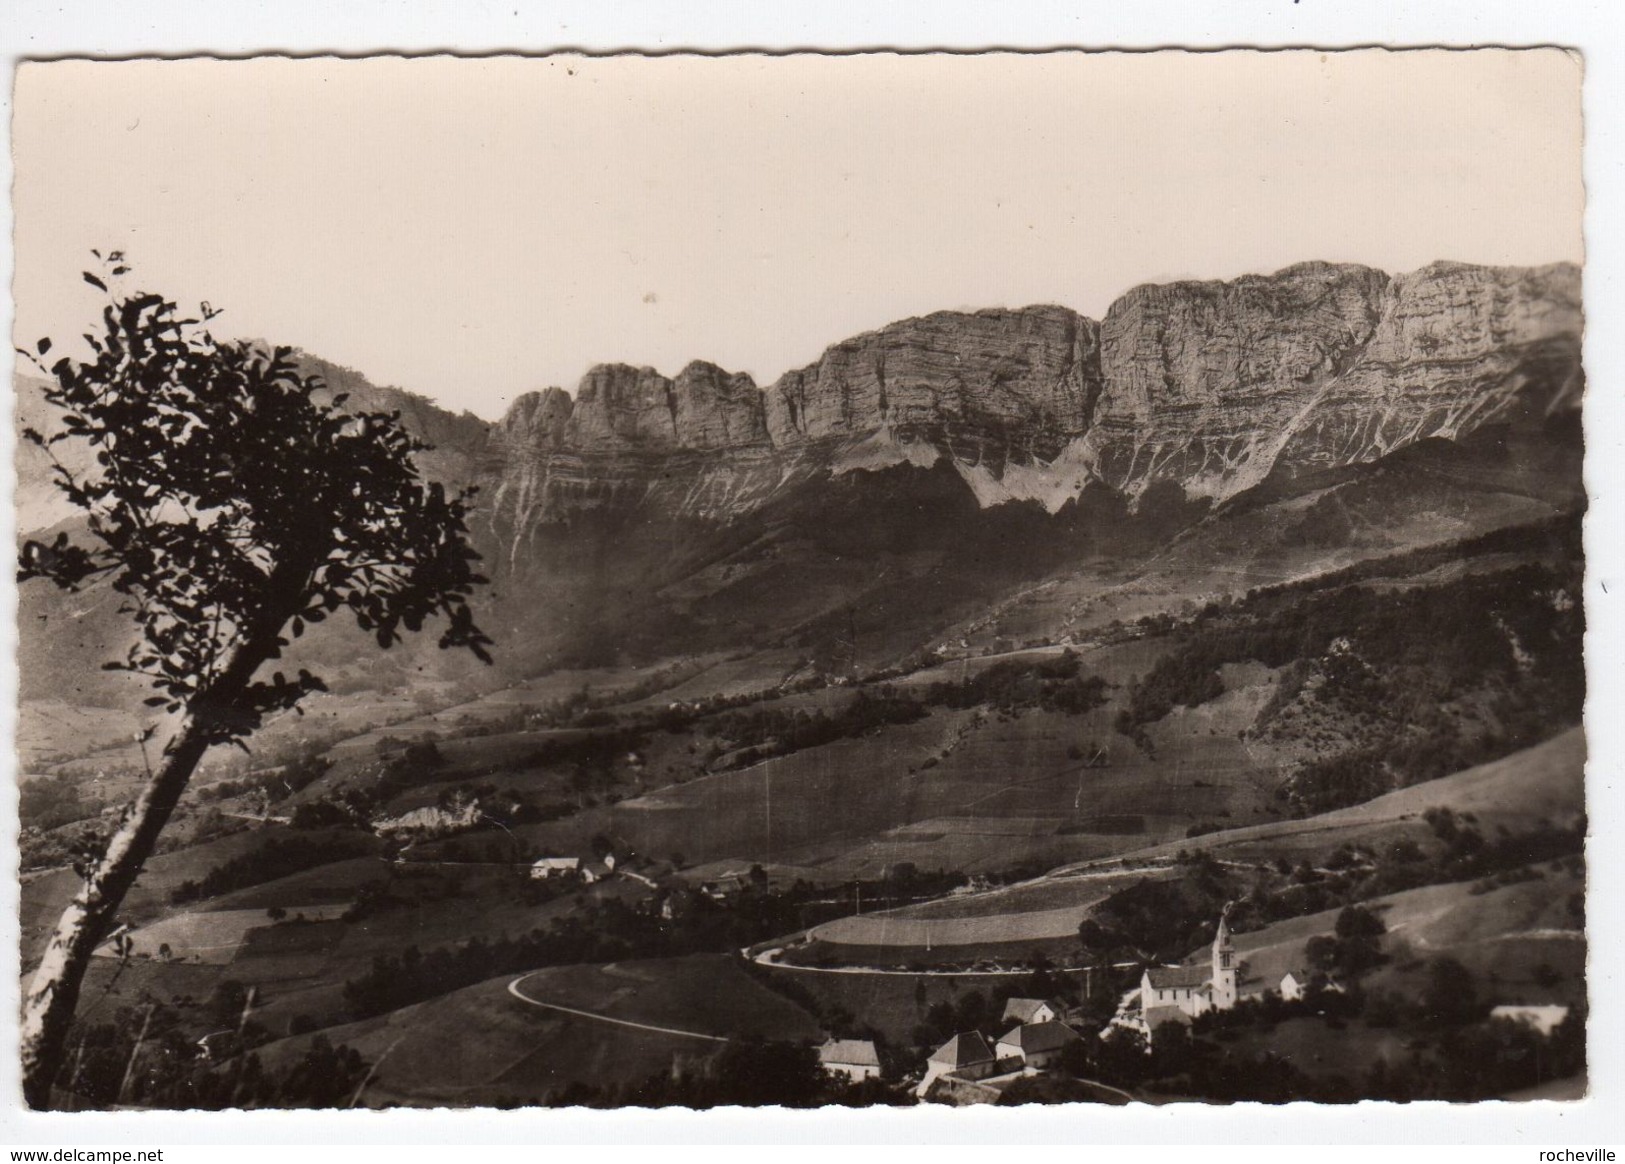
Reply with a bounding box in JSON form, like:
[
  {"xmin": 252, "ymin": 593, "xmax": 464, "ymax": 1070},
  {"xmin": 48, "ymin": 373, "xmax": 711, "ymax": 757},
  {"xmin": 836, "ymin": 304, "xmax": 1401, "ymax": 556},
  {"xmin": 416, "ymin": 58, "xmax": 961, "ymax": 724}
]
[
  {"xmin": 251, "ymin": 954, "xmax": 820, "ymax": 1106},
  {"xmin": 96, "ymin": 905, "xmax": 352, "ymax": 965}
]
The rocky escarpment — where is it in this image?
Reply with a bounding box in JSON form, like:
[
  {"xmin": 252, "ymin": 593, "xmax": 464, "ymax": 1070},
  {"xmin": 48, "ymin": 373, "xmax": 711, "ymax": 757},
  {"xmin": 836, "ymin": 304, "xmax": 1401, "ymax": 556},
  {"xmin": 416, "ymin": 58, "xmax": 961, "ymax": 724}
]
[
  {"xmin": 1272, "ymin": 262, "xmax": 1584, "ymax": 474},
  {"xmin": 1081, "ymin": 260, "xmax": 1582, "ymax": 501},
  {"xmin": 480, "ymin": 363, "xmax": 794, "ymax": 566},
  {"xmin": 1081, "ymin": 262, "xmax": 1391, "ymax": 500},
  {"xmin": 765, "ymin": 306, "xmax": 1102, "ymax": 467},
  {"xmin": 475, "ymin": 259, "xmax": 1581, "ymax": 545}
]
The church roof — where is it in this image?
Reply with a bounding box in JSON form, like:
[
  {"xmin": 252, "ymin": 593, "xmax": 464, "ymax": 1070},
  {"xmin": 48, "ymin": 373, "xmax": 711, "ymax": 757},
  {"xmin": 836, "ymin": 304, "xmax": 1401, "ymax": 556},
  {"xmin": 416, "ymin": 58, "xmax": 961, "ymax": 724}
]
[
  {"xmin": 1145, "ymin": 964, "xmax": 1211, "ymax": 990},
  {"xmin": 929, "ymin": 1032, "xmax": 995, "ymax": 1068}
]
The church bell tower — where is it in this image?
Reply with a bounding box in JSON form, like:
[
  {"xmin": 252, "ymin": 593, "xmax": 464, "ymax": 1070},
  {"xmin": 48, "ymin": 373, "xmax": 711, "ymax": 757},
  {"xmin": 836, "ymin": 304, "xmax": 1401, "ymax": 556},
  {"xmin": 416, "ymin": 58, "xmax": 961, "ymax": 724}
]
[{"xmin": 1211, "ymin": 905, "xmax": 1238, "ymax": 1010}]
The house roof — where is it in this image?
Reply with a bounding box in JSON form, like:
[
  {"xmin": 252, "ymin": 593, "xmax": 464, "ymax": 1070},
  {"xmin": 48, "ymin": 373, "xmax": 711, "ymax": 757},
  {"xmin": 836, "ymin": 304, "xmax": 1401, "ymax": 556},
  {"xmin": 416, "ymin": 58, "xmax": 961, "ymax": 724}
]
[
  {"xmin": 1145, "ymin": 964, "xmax": 1211, "ymax": 991},
  {"xmin": 1490, "ymin": 1005, "xmax": 1570, "ymax": 1036},
  {"xmin": 998, "ymin": 1021, "xmax": 1081, "ymax": 1055},
  {"xmin": 1001, "ymin": 997, "xmax": 1062, "ymax": 1023},
  {"xmin": 930, "ymin": 1032, "xmax": 995, "ymax": 1068},
  {"xmin": 819, "ymin": 1039, "xmax": 881, "ymax": 1068},
  {"xmin": 531, "ymin": 857, "xmax": 579, "ymax": 869},
  {"xmin": 1142, "ymin": 1005, "xmax": 1194, "ymax": 1031}
]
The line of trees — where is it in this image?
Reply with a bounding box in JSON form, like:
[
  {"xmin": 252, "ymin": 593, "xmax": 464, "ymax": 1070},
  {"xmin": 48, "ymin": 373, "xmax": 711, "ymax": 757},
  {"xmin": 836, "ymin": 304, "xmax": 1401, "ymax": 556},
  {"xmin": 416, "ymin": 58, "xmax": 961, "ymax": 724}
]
[{"xmin": 170, "ymin": 832, "xmax": 379, "ymax": 905}]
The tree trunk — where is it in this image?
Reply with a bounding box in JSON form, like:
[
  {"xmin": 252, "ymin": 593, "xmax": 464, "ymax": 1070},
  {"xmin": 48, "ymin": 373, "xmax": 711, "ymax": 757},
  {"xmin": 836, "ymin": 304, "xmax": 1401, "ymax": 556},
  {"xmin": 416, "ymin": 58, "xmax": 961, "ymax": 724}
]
[
  {"xmin": 19, "ymin": 706, "xmax": 218, "ymax": 1108},
  {"xmin": 20, "ymin": 543, "xmax": 327, "ymax": 1108}
]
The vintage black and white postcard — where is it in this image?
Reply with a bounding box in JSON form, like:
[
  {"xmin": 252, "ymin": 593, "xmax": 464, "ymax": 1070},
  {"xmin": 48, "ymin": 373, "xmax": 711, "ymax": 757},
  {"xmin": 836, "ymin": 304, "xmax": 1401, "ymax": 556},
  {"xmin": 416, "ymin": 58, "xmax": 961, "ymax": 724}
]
[{"xmin": 9, "ymin": 47, "xmax": 1590, "ymax": 1117}]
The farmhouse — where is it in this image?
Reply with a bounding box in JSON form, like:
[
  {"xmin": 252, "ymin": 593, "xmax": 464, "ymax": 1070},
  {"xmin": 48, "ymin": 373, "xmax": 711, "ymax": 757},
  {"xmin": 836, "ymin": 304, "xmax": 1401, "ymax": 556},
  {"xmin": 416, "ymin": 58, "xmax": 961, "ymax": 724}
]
[
  {"xmin": 819, "ymin": 1038, "xmax": 882, "ymax": 1082},
  {"xmin": 1002, "ymin": 997, "xmax": 1066, "ymax": 1025},
  {"xmin": 700, "ymin": 872, "xmax": 751, "ymax": 902},
  {"xmin": 1490, "ymin": 1005, "xmax": 1570, "ymax": 1035},
  {"xmin": 995, "ymin": 1020, "xmax": 1081, "ymax": 1070},
  {"xmin": 1279, "ymin": 969, "xmax": 1314, "ymax": 1002},
  {"xmin": 915, "ymin": 1032, "xmax": 999, "ymax": 1098},
  {"xmin": 530, "ymin": 857, "xmax": 580, "ymax": 879}
]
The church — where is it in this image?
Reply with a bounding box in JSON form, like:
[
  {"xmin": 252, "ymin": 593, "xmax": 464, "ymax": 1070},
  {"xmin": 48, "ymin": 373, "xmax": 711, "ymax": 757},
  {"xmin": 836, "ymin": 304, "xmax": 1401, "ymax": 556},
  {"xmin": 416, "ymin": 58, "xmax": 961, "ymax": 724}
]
[
  {"xmin": 1138, "ymin": 908, "xmax": 1241, "ymax": 1029},
  {"xmin": 1113, "ymin": 908, "xmax": 1322, "ymax": 1042}
]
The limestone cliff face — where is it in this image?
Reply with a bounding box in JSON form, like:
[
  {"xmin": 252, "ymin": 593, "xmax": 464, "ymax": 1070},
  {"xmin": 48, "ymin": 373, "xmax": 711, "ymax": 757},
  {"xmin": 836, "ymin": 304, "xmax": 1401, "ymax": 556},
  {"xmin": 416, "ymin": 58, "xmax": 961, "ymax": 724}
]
[
  {"xmin": 479, "ymin": 362, "xmax": 787, "ymax": 557},
  {"xmin": 1273, "ymin": 261, "xmax": 1583, "ymax": 475},
  {"xmin": 1083, "ymin": 263, "xmax": 1390, "ymax": 499},
  {"xmin": 475, "ymin": 259, "xmax": 1582, "ymax": 546},
  {"xmin": 1084, "ymin": 260, "xmax": 1581, "ymax": 500},
  {"xmin": 765, "ymin": 307, "xmax": 1102, "ymax": 468},
  {"xmin": 15, "ymin": 260, "xmax": 1578, "ymax": 574},
  {"xmin": 673, "ymin": 361, "xmax": 772, "ymax": 449}
]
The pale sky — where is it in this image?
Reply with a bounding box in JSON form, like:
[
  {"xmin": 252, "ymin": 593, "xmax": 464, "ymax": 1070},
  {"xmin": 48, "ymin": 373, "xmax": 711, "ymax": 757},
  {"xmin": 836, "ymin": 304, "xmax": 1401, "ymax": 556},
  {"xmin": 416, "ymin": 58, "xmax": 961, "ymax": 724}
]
[{"xmin": 12, "ymin": 50, "xmax": 1583, "ymax": 421}]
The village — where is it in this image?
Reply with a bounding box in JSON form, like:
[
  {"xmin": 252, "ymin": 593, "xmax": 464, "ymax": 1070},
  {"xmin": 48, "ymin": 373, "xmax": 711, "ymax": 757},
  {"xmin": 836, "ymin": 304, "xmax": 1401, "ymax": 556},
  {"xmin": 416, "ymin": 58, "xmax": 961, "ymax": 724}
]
[
  {"xmin": 515, "ymin": 838, "xmax": 1580, "ymax": 1106},
  {"xmin": 866, "ymin": 904, "xmax": 1573, "ymax": 1106}
]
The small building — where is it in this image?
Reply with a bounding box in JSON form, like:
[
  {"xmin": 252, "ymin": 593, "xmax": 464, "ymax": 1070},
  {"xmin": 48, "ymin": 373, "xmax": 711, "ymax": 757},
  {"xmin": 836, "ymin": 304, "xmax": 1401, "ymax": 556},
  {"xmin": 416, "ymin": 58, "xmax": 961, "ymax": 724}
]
[
  {"xmin": 530, "ymin": 857, "xmax": 580, "ymax": 880},
  {"xmin": 819, "ymin": 1038, "xmax": 882, "ymax": 1083},
  {"xmin": 700, "ymin": 872, "xmax": 750, "ymax": 902},
  {"xmin": 995, "ymin": 1020, "xmax": 1081, "ymax": 1070},
  {"xmin": 1490, "ymin": 1005, "xmax": 1570, "ymax": 1036},
  {"xmin": 1002, "ymin": 997, "xmax": 1065, "ymax": 1026},
  {"xmin": 916, "ymin": 1032, "xmax": 998, "ymax": 1098},
  {"xmin": 1279, "ymin": 970, "xmax": 1311, "ymax": 1002},
  {"xmin": 1279, "ymin": 969, "xmax": 1344, "ymax": 1001},
  {"xmin": 581, "ymin": 859, "xmax": 614, "ymax": 884},
  {"xmin": 1141, "ymin": 1004, "xmax": 1193, "ymax": 1038},
  {"xmin": 196, "ymin": 1030, "xmax": 235, "ymax": 1062}
]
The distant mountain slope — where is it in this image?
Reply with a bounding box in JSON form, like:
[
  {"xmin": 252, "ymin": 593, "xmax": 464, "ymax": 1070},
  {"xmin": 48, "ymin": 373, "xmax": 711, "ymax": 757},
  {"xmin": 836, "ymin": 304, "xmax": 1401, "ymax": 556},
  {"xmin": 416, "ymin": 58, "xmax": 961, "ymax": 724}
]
[{"xmin": 13, "ymin": 259, "xmax": 1585, "ymax": 752}]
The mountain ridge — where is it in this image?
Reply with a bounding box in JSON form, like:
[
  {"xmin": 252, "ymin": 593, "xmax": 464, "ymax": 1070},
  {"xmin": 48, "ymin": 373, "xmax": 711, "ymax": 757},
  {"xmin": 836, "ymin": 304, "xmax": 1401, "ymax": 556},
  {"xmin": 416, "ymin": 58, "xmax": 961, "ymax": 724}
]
[
  {"xmin": 14, "ymin": 258, "xmax": 1579, "ymax": 539},
  {"xmin": 475, "ymin": 259, "xmax": 1579, "ymax": 535}
]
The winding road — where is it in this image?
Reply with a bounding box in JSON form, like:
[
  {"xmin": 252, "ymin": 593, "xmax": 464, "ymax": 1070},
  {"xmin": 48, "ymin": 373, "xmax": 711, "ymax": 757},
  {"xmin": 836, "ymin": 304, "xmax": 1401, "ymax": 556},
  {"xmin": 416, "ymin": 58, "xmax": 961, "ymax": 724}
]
[
  {"xmin": 746, "ymin": 944, "xmax": 1138, "ymax": 977},
  {"xmin": 506, "ymin": 971, "xmax": 728, "ymax": 1043}
]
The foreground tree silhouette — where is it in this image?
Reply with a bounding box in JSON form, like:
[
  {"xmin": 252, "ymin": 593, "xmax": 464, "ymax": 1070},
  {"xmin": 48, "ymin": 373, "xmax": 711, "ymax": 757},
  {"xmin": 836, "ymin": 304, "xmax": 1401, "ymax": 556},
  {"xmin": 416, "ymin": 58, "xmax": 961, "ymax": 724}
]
[{"xmin": 17, "ymin": 258, "xmax": 492, "ymax": 1108}]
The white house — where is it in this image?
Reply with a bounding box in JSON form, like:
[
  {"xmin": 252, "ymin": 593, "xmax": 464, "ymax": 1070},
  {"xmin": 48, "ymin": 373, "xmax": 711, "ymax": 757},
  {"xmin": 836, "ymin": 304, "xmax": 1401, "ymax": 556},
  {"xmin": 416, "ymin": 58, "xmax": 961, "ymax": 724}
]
[
  {"xmin": 1490, "ymin": 1005, "xmax": 1570, "ymax": 1036},
  {"xmin": 700, "ymin": 872, "xmax": 750, "ymax": 901},
  {"xmin": 581, "ymin": 859, "xmax": 614, "ymax": 884},
  {"xmin": 916, "ymin": 1032, "xmax": 998, "ymax": 1098},
  {"xmin": 1279, "ymin": 970, "xmax": 1311, "ymax": 1002},
  {"xmin": 530, "ymin": 857, "xmax": 580, "ymax": 879},
  {"xmin": 994, "ymin": 1021, "xmax": 1081, "ymax": 1070},
  {"xmin": 819, "ymin": 1038, "xmax": 882, "ymax": 1082}
]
